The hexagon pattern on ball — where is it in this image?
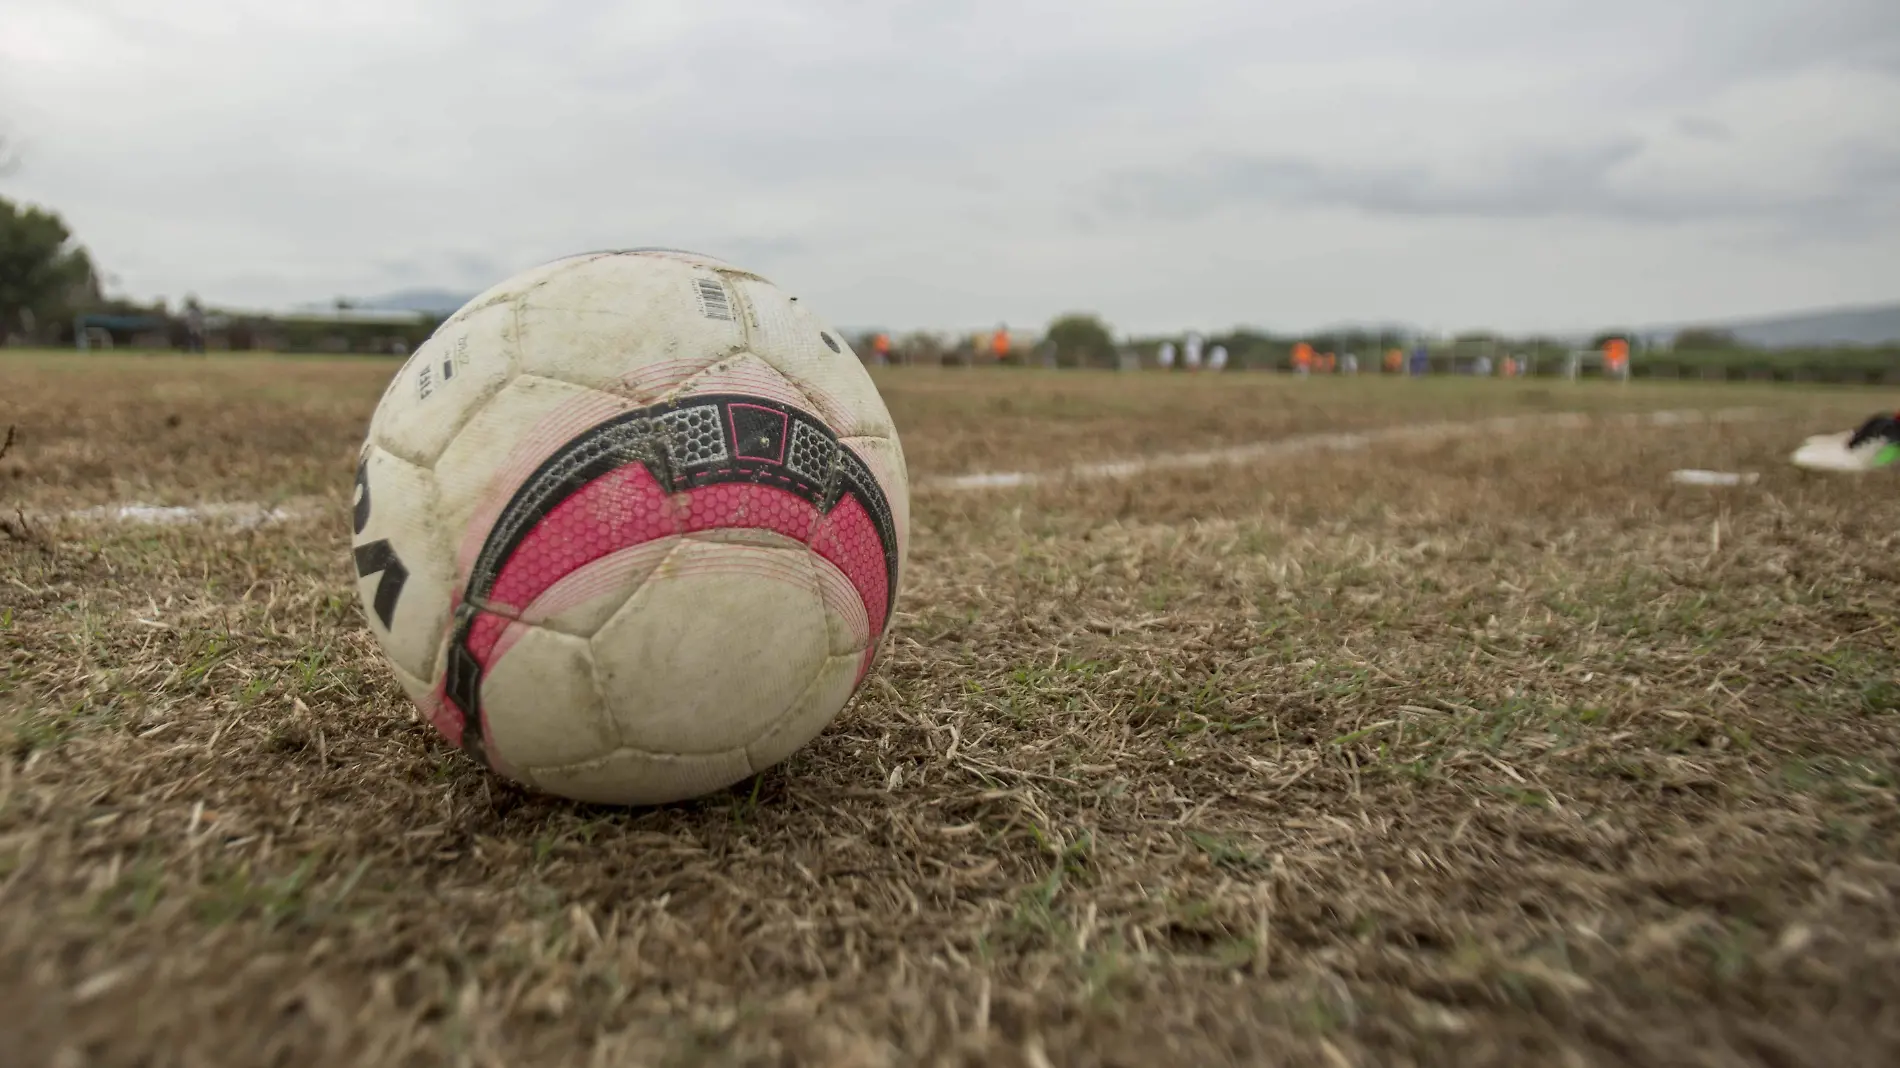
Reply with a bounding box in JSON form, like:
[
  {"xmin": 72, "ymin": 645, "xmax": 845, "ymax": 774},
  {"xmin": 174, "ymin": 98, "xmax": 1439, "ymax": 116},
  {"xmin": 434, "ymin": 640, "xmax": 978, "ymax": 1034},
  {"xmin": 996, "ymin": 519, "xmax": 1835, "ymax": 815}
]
[{"xmin": 350, "ymin": 250, "xmax": 908, "ymax": 806}]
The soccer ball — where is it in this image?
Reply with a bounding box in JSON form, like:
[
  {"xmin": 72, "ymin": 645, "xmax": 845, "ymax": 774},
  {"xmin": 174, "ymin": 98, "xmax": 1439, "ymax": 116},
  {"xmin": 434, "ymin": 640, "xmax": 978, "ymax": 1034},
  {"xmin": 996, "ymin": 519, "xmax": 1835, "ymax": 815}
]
[{"xmin": 349, "ymin": 249, "xmax": 908, "ymax": 805}]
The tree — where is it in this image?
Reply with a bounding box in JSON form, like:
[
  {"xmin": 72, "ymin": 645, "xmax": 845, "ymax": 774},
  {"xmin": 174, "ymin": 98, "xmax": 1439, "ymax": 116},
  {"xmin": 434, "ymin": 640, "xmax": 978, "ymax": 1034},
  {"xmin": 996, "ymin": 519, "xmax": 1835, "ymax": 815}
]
[
  {"xmin": 0, "ymin": 196, "xmax": 99, "ymax": 343},
  {"xmin": 1044, "ymin": 313, "xmax": 1115, "ymax": 368},
  {"xmin": 1671, "ymin": 327, "xmax": 1746, "ymax": 351},
  {"xmin": 898, "ymin": 330, "xmax": 946, "ymax": 366},
  {"xmin": 1207, "ymin": 329, "xmax": 1276, "ymax": 369}
]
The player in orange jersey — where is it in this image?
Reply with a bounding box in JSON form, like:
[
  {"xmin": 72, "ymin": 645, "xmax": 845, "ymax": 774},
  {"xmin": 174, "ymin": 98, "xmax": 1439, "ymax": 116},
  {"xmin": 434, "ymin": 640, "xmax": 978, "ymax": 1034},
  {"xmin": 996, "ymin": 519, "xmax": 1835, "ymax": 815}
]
[
  {"xmin": 1292, "ymin": 342, "xmax": 1314, "ymax": 375},
  {"xmin": 1603, "ymin": 338, "xmax": 1630, "ymax": 380}
]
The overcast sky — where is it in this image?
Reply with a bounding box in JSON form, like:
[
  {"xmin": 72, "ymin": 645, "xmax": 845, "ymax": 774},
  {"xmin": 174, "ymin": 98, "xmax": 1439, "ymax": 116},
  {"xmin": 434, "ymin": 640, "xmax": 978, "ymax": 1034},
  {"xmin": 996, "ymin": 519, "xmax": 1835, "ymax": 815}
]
[{"xmin": 3, "ymin": 0, "xmax": 1896, "ymax": 335}]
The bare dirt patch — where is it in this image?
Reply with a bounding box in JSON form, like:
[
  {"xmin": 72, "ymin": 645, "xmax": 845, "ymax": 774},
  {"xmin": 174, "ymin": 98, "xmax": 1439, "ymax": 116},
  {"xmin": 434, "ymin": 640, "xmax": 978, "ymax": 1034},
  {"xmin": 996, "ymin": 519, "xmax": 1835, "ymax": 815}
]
[{"xmin": 3, "ymin": 353, "xmax": 1896, "ymax": 1067}]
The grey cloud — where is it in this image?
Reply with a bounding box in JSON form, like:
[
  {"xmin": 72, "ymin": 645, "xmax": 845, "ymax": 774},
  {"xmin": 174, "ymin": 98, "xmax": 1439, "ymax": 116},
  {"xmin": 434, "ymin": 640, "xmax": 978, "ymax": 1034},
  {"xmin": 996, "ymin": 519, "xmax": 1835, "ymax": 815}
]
[
  {"xmin": 1840, "ymin": 139, "xmax": 1900, "ymax": 185},
  {"xmin": 449, "ymin": 252, "xmax": 504, "ymax": 283},
  {"xmin": 1685, "ymin": 0, "xmax": 1900, "ymax": 80},
  {"xmin": 1094, "ymin": 135, "xmax": 1897, "ymax": 233},
  {"xmin": 707, "ymin": 235, "xmax": 810, "ymax": 269},
  {"xmin": 6, "ymin": 0, "xmax": 1899, "ymax": 333},
  {"xmin": 1675, "ymin": 116, "xmax": 1733, "ymax": 141}
]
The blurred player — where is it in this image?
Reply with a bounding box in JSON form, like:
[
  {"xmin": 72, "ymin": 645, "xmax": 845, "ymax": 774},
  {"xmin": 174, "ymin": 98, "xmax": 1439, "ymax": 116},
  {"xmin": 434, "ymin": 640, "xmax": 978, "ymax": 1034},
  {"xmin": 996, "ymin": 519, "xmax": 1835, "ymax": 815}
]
[
  {"xmin": 1208, "ymin": 344, "xmax": 1229, "ymax": 371},
  {"xmin": 1603, "ymin": 338, "xmax": 1630, "ymax": 381},
  {"xmin": 1183, "ymin": 331, "xmax": 1204, "ymax": 370},
  {"xmin": 1292, "ymin": 342, "xmax": 1314, "ymax": 375},
  {"xmin": 183, "ymin": 296, "xmax": 207, "ymax": 354},
  {"xmin": 871, "ymin": 332, "xmax": 892, "ymax": 365},
  {"xmin": 990, "ymin": 325, "xmax": 1011, "ymax": 362},
  {"xmin": 1157, "ymin": 341, "xmax": 1177, "ymax": 369}
]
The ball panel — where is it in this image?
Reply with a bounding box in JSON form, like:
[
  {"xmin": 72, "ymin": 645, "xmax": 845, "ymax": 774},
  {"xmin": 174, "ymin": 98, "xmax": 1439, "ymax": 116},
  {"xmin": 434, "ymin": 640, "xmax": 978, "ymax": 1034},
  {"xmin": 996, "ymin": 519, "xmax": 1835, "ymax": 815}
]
[
  {"xmin": 384, "ymin": 656, "xmax": 440, "ymax": 726},
  {"xmin": 431, "ymin": 375, "xmax": 636, "ymax": 576},
  {"xmin": 480, "ymin": 624, "xmax": 620, "ymax": 771},
  {"xmin": 369, "ymin": 301, "xmax": 519, "ymax": 468},
  {"xmin": 351, "ymin": 445, "xmax": 457, "ymax": 685},
  {"xmin": 478, "ymin": 460, "xmax": 681, "ymax": 618},
  {"xmin": 461, "ymin": 607, "xmax": 520, "ymax": 673},
  {"xmin": 813, "ymin": 553, "xmax": 871, "ymax": 656},
  {"xmin": 670, "ymin": 352, "xmax": 815, "ymax": 412},
  {"xmin": 516, "ymin": 537, "xmax": 681, "ymax": 639},
  {"xmin": 745, "ymin": 651, "xmax": 861, "ymax": 774},
  {"xmin": 839, "ymin": 434, "xmax": 911, "ymax": 582},
  {"xmin": 525, "ymin": 746, "xmax": 754, "ymax": 807},
  {"xmin": 503, "ymin": 477, "xmax": 824, "ymax": 640},
  {"xmin": 680, "ymin": 480, "xmax": 821, "ymax": 546},
  {"xmin": 592, "ymin": 539, "xmax": 827, "ymax": 756},
  {"xmin": 448, "ymin": 459, "xmax": 825, "ymax": 639},
  {"xmin": 516, "ymin": 254, "xmax": 745, "ymax": 401},
  {"xmin": 565, "ymin": 248, "xmax": 744, "ymax": 273},
  {"xmin": 444, "ymin": 254, "xmax": 609, "ymax": 326},
  {"xmin": 394, "ymin": 648, "xmax": 473, "ymax": 752},
  {"xmin": 810, "ymin": 493, "xmax": 891, "ymax": 652},
  {"xmin": 725, "ymin": 276, "xmax": 897, "ymax": 441},
  {"xmin": 437, "ymin": 606, "xmax": 521, "ymax": 753}
]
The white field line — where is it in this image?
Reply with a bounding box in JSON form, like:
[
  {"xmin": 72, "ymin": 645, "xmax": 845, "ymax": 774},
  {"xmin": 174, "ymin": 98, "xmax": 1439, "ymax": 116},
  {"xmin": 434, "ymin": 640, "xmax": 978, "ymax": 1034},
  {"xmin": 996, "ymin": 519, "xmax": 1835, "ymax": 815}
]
[
  {"xmin": 1669, "ymin": 469, "xmax": 1760, "ymax": 487},
  {"xmin": 60, "ymin": 501, "xmax": 312, "ymax": 527},
  {"xmin": 918, "ymin": 406, "xmax": 1765, "ymax": 493},
  {"xmin": 52, "ymin": 407, "xmax": 1767, "ymax": 525}
]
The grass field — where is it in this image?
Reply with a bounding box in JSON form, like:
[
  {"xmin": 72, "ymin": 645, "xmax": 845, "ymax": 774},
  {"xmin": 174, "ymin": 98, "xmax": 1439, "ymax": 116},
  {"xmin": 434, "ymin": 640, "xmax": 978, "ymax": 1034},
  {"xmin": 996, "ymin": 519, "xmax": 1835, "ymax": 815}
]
[{"xmin": 4, "ymin": 352, "xmax": 1899, "ymax": 1067}]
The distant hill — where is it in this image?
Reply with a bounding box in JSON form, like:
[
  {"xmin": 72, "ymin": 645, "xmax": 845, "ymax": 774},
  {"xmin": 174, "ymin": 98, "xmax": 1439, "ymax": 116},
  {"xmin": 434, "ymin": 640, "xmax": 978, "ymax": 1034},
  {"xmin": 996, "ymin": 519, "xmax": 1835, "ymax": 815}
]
[
  {"xmin": 318, "ymin": 289, "xmax": 1897, "ymax": 347},
  {"xmin": 1321, "ymin": 304, "xmax": 1900, "ymax": 349},
  {"xmin": 1657, "ymin": 301, "xmax": 1900, "ymax": 349},
  {"xmin": 357, "ymin": 288, "xmax": 477, "ymax": 316},
  {"xmin": 1307, "ymin": 320, "xmax": 1423, "ymax": 337}
]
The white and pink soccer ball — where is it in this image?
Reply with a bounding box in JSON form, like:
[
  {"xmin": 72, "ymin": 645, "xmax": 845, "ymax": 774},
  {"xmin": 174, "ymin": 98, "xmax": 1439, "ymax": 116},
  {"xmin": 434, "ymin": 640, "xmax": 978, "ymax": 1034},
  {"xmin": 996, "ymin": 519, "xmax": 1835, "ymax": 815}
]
[{"xmin": 350, "ymin": 250, "xmax": 908, "ymax": 805}]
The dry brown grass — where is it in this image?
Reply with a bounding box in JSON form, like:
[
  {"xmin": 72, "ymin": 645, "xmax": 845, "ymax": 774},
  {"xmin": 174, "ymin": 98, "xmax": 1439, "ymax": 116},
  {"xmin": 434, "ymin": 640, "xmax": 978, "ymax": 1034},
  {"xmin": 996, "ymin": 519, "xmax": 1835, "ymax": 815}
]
[{"xmin": 3, "ymin": 351, "xmax": 1898, "ymax": 1067}]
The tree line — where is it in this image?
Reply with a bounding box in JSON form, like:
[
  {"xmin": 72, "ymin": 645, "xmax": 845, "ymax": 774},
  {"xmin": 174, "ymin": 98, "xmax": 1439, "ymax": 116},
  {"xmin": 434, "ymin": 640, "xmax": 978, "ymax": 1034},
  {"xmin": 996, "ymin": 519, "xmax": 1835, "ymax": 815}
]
[{"xmin": 2, "ymin": 189, "xmax": 1893, "ymax": 370}]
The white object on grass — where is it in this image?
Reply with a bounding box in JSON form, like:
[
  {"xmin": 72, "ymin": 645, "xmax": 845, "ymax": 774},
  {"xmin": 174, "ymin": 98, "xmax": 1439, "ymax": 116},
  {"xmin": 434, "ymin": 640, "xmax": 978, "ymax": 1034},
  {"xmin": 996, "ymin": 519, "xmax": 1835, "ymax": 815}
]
[
  {"xmin": 1669, "ymin": 469, "xmax": 1759, "ymax": 487},
  {"xmin": 1791, "ymin": 431, "xmax": 1886, "ymax": 473}
]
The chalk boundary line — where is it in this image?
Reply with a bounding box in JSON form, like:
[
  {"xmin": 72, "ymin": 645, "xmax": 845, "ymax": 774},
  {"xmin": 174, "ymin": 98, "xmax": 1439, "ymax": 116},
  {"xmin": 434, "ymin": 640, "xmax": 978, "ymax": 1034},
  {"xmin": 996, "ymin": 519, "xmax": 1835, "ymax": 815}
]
[
  {"xmin": 45, "ymin": 407, "xmax": 1767, "ymax": 527},
  {"xmin": 917, "ymin": 406, "xmax": 1766, "ymax": 493}
]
